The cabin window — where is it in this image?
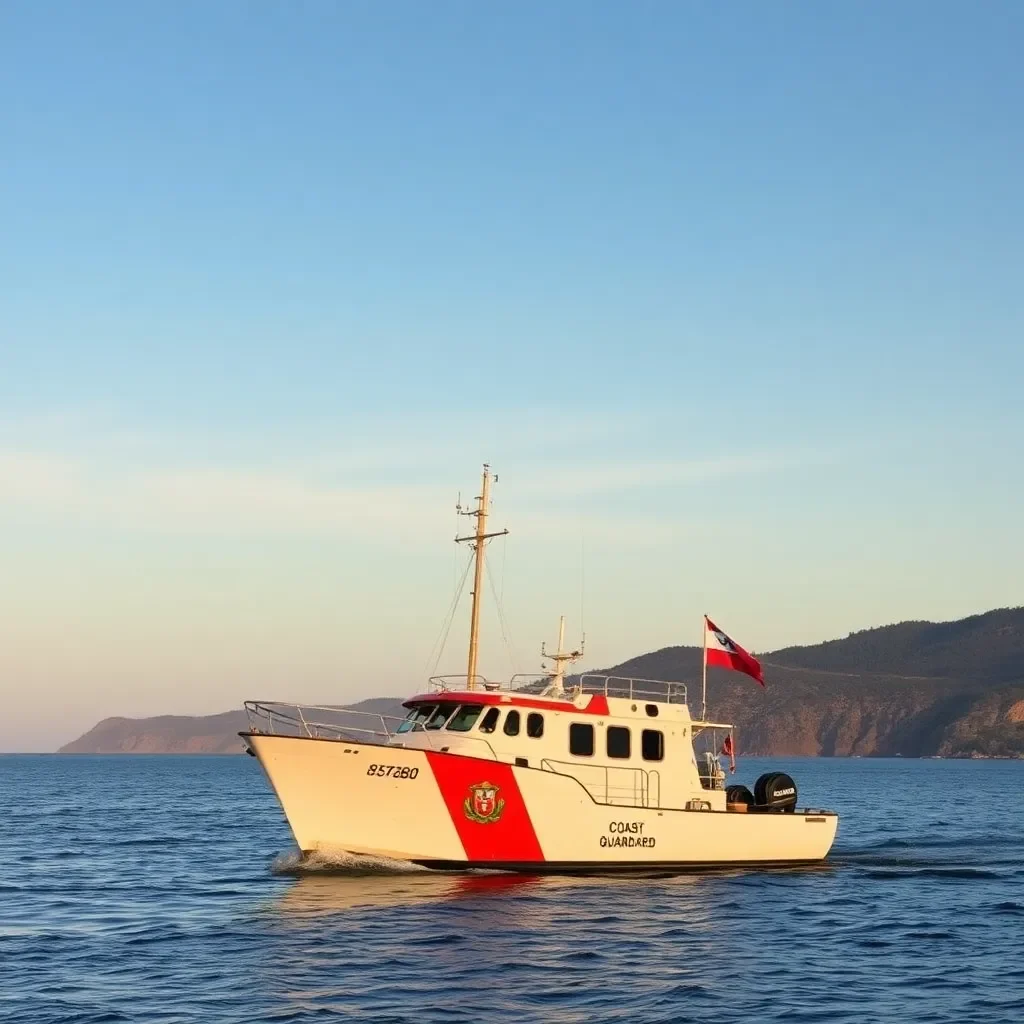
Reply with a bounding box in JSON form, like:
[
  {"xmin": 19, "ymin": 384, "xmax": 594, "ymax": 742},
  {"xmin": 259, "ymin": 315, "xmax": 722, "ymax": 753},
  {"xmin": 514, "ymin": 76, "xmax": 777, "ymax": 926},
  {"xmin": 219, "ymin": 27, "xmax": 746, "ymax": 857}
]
[
  {"xmin": 446, "ymin": 704, "xmax": 484, "ymax": 732},
  {"xmin": 478, "ymin": 707, "xmax": 501, "ymax": 733},
  {"xmin": 396, "ymin": 704, "xmax": 437, "ymax": 734},
  {"xmin": 503, "ymin": 710, "xmax": 521, "ymax": 736},
  {"xmin": 569, "ymin": 723, "xmax": 594, "ymax": 757},
  {"xmin": 607, "ymin": 726, "xmax": 631, "ymax": 759},
  {"xmin": 645, "ymin": 704, "xmax": 659, "ymax": 717},
  {"xmin": 424, "ymin": 706, "xmax": 454, "ymax": 730},
  {"xmin": 527, "ymin": 713, "xmax": 544, "ymax": 738},
  {"xmin": 642, "ymin": 729, "xmax": 664, "ymax": 761}
]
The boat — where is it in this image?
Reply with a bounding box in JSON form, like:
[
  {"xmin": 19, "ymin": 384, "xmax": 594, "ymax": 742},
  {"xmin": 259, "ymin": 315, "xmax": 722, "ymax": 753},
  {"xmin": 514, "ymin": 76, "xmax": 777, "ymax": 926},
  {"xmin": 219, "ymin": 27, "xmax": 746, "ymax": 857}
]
[{"xmin": 242, "ymin": 465, "xmax": 838, "ymax": 873}]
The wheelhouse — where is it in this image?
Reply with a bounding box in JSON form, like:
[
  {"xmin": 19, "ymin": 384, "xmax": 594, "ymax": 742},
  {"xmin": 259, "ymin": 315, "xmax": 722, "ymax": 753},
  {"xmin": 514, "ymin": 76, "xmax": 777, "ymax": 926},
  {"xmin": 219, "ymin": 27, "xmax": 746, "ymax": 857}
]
[{"xmin": 385, "ymin": 675, "xmax": 735, "ymax": 811}]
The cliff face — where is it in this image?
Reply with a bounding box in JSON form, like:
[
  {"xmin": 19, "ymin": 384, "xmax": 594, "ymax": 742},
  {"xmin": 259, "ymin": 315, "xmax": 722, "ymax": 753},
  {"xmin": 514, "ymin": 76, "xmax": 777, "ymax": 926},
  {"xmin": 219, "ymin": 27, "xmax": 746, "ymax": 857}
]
[
  {"xmin": 603, "ymin": 607, "xmax": 1024, "ymax": 757},
  {"xmin": 58, "ymin": 608, "xmax": 1024, "ymax": 757},
  {"xmin": 59, "ymin": 698, "xmax": 407, "ymax": 754},
  {"xmin": 59, "ymin": 711, "xmax": 250, "ymax": 754}
]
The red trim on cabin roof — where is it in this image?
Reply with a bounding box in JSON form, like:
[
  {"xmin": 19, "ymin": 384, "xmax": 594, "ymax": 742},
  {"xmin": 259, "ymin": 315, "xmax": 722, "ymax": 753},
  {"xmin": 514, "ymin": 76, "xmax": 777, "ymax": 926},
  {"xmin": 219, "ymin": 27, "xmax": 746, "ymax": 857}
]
[{"xmin": 403, "ymin": 692, "xmax": 610, "ymax": 716}]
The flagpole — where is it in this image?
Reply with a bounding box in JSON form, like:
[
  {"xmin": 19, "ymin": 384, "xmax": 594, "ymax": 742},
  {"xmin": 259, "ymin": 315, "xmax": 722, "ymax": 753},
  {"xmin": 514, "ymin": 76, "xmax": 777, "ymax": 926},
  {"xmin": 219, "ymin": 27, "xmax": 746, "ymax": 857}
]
[{"xmin": 701, "ymin": 614, "xmax": 708, "ymax": 722}]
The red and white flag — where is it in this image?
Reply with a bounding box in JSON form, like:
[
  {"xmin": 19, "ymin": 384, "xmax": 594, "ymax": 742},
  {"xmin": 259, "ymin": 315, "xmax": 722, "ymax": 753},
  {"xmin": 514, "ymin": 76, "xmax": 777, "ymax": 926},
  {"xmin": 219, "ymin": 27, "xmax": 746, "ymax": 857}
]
[
  {"xmin": 704, "ymin": 616, "xmax": 764, "ymax": 686},
  {"xmin": 720, "ymin": 733, "xmax": 736, "ymax": 773}
]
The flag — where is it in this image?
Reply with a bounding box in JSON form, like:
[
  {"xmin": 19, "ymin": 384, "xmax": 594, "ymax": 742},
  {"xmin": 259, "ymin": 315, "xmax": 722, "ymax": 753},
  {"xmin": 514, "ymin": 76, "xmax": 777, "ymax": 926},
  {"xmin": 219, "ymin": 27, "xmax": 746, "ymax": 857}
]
[
  {"xmin": 704, "ymin": 616, "xmax": 764, "ymax": 686},
  {"xmin": 720, "ymin": 732, "xmax": 736, "ymax": 773}
]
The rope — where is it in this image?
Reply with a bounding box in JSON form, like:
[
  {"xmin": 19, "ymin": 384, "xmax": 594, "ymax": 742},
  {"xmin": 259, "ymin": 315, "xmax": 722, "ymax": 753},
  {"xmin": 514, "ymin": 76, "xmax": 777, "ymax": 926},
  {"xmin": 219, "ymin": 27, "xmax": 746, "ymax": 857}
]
[
  {"xmin": 485, "ymin": 549, "xmax": 519, "ymax": 676},
  {"xmin": 500, "ymin": 531, "xmax": 508, "ymax": 607},
  {"xmin": 425, "ymin": 550, "xmax": 475, "ymax": 676},
  {"xmin": 579, "ymin": 526, "xmax": 586, "ymax": 644}
]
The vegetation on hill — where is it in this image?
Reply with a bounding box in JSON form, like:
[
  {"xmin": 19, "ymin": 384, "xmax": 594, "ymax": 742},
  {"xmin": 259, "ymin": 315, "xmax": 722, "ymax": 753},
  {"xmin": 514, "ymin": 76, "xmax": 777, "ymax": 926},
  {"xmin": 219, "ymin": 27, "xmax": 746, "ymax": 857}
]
[
  {"xmin": 58, "ymin": 608, "xmax": 1024, "ymax": 757},
  {"xmin": 601, "ymin": 607, "xmax": 1024, "ymax": 757}
]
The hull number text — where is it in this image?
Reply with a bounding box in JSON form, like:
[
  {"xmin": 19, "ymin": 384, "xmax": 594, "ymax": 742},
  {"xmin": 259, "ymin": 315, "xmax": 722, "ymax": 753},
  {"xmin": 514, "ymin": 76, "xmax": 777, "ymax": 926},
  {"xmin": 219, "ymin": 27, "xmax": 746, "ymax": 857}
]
[{"xmin": 366, "ymin": 764, "xmax": 419, "ymax": 779}]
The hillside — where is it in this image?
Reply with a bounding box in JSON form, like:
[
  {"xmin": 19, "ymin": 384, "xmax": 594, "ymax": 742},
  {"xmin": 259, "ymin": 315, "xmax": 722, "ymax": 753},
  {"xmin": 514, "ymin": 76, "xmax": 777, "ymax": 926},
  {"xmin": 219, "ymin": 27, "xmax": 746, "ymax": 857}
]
[
  {"xmin": 58, "ymin": 608, "xmax": 1024, "ymax": 757},
  {"xmin": 601, "ymin": 607, "xmax": 1024, "ymax": 757},
  {"xmin": 59, "ymin": 698, "xmax": 407, "ymax": 754}
]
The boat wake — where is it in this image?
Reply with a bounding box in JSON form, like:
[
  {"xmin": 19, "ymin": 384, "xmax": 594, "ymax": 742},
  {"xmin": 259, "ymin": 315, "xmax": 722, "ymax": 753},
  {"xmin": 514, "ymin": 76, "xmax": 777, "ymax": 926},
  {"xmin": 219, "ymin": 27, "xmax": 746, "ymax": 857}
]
[
  {"xmin": 272, "ymin": 849, "xmax": 430, "ymax": 876},
  {"xmin": 832, "ymin": 836, "xmax": 1022, "ymax": 879}
]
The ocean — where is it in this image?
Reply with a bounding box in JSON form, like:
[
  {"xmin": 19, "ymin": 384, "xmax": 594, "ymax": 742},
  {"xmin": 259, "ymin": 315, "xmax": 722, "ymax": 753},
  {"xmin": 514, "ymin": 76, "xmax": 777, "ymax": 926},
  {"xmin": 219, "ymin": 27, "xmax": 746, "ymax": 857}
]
[{"xmin": 1, "ymin": 754, "xmax": 1022, "ymax": 1024}]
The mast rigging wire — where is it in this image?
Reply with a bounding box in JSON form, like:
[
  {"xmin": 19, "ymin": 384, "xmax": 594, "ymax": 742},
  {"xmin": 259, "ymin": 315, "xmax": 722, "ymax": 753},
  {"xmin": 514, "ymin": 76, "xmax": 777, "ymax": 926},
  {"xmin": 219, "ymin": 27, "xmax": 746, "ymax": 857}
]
[
  {"xmin": 485, "ymin": 549, "xmax": 519, "ymax": 677},
  {"xmin": 579, "ymin": 526, "xmax": 586, "ymax": 647},
  {"xmin": 424, "ymin": 550, "xmax": 475, "ymax": 676}
]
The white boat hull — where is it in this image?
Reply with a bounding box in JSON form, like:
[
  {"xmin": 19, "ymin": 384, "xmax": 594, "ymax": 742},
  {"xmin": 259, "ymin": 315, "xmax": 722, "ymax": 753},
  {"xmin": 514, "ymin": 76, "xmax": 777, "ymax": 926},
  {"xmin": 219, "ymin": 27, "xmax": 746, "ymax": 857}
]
[{"xmin": 246, "ymin": 733, "xmax": 838, "ymax": 871}]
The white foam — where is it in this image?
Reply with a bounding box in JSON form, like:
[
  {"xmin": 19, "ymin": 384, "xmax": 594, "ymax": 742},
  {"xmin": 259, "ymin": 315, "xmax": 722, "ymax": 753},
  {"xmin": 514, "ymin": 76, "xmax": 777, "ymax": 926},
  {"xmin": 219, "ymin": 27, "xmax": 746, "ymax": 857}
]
[{"xmin": 271, "ymin": 848, "xmax": 429, "ymax": 876}]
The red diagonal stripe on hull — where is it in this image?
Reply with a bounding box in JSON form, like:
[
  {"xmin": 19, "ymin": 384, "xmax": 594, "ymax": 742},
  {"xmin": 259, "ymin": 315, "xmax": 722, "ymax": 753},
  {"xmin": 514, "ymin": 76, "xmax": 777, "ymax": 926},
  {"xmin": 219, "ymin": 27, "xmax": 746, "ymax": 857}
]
[{"xmin": 425, "ymin": 752, "xmax": 545, "ymax": 863}]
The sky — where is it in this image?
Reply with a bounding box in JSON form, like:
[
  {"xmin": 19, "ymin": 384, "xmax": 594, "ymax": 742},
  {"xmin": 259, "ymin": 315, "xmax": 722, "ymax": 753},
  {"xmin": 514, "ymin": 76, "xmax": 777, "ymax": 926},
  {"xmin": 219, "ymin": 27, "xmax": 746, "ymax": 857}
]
[{"xmin": 1, "ymin": 1, "xmax": 1022, "ymax": 751}]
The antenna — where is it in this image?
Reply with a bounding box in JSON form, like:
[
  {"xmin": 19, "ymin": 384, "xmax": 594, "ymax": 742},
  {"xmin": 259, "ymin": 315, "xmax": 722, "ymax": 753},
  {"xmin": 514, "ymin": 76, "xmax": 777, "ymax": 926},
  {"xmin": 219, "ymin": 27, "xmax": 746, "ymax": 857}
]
[{"xmin": 539, "ymin": 615, "xmax": 584, "ymax": 698}]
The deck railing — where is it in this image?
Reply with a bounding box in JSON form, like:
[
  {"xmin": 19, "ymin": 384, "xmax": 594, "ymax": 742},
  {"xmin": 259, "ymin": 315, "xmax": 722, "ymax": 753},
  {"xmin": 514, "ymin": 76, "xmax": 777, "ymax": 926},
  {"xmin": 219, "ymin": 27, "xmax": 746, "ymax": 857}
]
[
  {"xmin": 426, "ymin": 673, "xmax": 687, "ymax": 705},
  {"xmin": 242, "ymin": 700, "xmax": 500, "ymax": 758},
  {"xmin": 539, "ymin": 758, "xmax": 659, "ymax": 808},
  {"xmin": 577, "ymin": 675, "xmax": 687, "ymax": 704},
  {"xmin": 244, "ymin": 701, "xmax": 406, "ymax": 743}
]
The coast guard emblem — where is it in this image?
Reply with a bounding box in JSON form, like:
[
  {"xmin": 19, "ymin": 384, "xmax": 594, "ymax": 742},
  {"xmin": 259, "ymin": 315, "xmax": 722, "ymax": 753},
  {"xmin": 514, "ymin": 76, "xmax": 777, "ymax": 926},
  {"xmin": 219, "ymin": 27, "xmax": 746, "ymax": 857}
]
[{"xmin": 464, "ymin": 781, "xmax": 505, "ymax": 824}]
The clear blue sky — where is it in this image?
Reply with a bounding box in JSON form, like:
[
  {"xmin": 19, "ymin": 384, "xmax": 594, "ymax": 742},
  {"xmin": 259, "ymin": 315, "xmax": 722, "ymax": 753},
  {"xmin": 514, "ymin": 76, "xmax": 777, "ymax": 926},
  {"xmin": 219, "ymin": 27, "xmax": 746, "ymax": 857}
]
[{"xmin": 1, "ymin": 1, "xmax": 1022, "ymax": 751}]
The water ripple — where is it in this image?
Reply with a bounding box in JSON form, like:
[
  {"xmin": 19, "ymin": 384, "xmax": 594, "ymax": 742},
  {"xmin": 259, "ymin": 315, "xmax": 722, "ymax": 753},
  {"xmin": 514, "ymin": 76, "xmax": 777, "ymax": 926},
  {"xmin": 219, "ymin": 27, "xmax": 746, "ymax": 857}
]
[{"xmin": 1, "ymin": 755, "xmax": 1022, "ymax": 1024}]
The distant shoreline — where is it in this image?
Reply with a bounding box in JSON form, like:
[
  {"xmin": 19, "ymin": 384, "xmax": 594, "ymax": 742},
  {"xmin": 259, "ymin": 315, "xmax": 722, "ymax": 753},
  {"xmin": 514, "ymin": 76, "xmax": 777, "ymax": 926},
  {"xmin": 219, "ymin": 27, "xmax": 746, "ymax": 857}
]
[{"xmin": 27, "ymin": 607, "xmax": 1024, "ymax": 760}]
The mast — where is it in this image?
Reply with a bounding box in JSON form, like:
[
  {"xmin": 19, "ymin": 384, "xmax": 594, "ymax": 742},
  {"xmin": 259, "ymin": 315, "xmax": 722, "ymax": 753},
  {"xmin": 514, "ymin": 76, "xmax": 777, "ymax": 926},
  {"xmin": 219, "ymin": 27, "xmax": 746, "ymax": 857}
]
[{"xmin": 455, "ymin": 464, "xmax": 508, "ymax": 690}]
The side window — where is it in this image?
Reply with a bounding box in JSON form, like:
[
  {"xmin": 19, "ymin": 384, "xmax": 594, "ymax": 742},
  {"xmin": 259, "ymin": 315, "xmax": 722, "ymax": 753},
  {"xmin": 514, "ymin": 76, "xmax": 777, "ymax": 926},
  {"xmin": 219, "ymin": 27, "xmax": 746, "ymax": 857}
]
[
  {"xmin": 478, "ymin": 707, "xmax": 501, "ymax": 734},
  {"xmin": 527, "ymin": 713, "xmax": 544, "ymax": 738},
  {"xmin": 503, "ymin": 710, "xmax": 521, "ymax": 737},
  {"xmin": 641, "ymin": 729, "xmax": 664, "ymax": 761},
  {"xmin": 607, "ymin": 726, "xmax": 631, "ymax": 759},
  {"xmin": 569, "ymin": 723, "xmax": 594, "ymax": 757}
]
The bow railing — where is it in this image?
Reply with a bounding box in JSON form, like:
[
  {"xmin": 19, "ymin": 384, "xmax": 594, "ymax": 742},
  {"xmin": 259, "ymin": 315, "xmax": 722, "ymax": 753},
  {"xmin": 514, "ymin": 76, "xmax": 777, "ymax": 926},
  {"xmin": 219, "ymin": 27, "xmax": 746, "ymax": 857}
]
[{"xmin": 244, "ymin": 701, "xmax": 405, "ymax": 743}]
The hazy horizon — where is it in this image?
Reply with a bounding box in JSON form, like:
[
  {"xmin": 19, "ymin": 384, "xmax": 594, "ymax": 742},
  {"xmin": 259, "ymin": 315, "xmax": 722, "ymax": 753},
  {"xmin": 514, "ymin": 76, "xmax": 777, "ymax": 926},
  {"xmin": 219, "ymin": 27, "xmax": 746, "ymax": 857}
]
[{"xmin": 3, "ymin": 2, "xmax": 1022, "ymax": 752}]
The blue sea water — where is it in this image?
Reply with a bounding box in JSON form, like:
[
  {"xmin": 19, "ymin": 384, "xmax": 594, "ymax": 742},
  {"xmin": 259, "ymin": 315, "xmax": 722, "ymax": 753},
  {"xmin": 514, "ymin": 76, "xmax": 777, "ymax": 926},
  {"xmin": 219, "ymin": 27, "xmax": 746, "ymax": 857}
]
[{"xmin": 1, "ymin": 755, "xmax": 1022, "ymax": 1024}]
